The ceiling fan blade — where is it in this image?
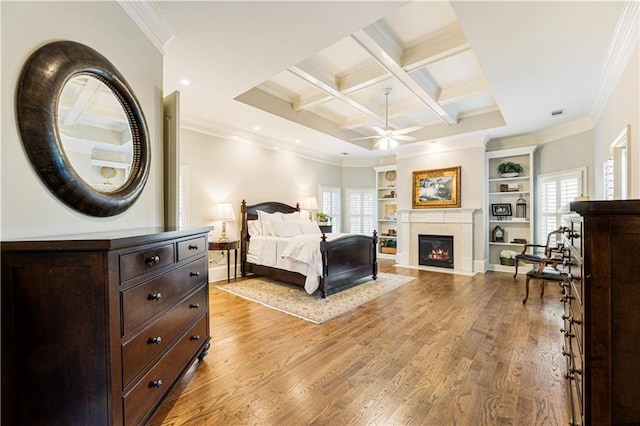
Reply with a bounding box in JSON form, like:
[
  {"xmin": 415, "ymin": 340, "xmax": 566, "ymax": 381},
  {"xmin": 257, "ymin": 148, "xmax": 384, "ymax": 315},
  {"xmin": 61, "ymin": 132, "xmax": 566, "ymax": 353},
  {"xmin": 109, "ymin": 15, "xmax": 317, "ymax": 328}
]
[
  {"xmin": 371, "ymin": 126, "xmax": 387, "ymax": 136},
  {"xmin": 350, "ymin": 135, "xmax": 382, "ymax": 141},
  {"xmin": 393, "ymin": 125, "xmax": 423, "ymax": 136},
  {"xmin": 393, "ymin": 135, "xmax": 417, "ymax": 141}
]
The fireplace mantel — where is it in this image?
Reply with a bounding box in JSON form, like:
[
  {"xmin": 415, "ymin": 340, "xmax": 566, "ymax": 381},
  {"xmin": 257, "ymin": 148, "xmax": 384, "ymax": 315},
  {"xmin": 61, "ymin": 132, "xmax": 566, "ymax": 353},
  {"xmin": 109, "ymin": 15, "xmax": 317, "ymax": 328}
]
[{"xmin": 396, "ymin": 208, "xmax": 479, "ymax": 275}]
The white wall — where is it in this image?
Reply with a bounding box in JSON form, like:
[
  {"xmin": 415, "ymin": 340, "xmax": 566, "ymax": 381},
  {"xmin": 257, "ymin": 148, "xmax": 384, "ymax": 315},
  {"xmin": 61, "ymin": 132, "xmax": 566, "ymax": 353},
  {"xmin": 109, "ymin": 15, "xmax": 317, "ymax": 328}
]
[
  {"xmin": 1, "ymin": 2, "xmax": 164, "ymax": 239},
  {"xmin": 180, "ymin": 128, "xmax": 342, "ymax": 241},
  {"xmin": 535, "ymin": 129, "xmax": 595, "ymax": 197},
  {"xmin": 593, "ymin": 43, "xmax": 639, "ymax": 198}
]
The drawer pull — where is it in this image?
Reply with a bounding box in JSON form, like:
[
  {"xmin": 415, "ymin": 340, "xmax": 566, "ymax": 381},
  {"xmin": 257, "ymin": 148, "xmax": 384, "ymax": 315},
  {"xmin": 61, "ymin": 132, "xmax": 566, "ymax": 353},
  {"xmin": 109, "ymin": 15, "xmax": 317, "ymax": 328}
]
[
  {"xmin": 571, "ymin": 367, "xmax": 583, "ymax": 375},
  {"xmin": 148, "ymin": 292, "xmax": 162, "ymax": 301},
  {"xmin": 190, "ymin": 303, "xmax": 200, "ymax": 309},
  {"xmin": 189, "ymin": 244, "xmax": 199, "ymax": 250},
  {"xmin": 150, "ymin": 379, "xmax": 163, "ymax": 388},
  {"xmin": 570, "ymin": 274, "xmax": 582, "ymax": 282},
  {"xmin": 562, "ymin": 346, "xmax": 570, "ymax": 357},
  {"xmin": 191, "ymin": 334, "xmax": 201, "ymax": 341},
  {"xmin": 148, "ymin": 336, "xmax": 162, "ymax": 345},
  {"xmin": 146, "ymin": 255, "xmax": 160, "ymax": 265},
  {"xmin": 560, "ymin": 328, "xmax": 575, "ymax": 338},
  {"xmin": 560, "ymin": 295, "xmax": 575, "ymax": 303},
  {"xmin": 190, "ymin": 271, "xmax": 201, "ymax": 277}
]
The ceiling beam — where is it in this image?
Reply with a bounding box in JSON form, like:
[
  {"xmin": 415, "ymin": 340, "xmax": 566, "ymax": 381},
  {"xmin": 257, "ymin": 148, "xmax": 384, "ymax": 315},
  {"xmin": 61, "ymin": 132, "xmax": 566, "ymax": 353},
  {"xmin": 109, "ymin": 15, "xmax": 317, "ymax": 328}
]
[
  {"xmin": 402, "ymin": 23, "xmax": 471, "ymax": 72},
  {"xmin": 438, "ymin": 75, "xmax": 489, "ymax": 105},
  {"xmin": 351, "ymin": 22, "xmax": 458, "ymax": 125},
  {"xmin": 288, "ymin": 61, "xmax": 387, "ymax": 125}
]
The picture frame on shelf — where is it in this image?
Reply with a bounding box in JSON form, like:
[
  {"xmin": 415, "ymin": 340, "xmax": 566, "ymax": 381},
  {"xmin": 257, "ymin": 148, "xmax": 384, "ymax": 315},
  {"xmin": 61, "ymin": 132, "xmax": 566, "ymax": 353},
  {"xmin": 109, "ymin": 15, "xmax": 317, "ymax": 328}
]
[
  {"xmin": 412, "ymin": 166, "xmax": 461, "ymax": 209},
  {"xmin": 491, "ymin": 203, "xmax": 512, "ymax": 218}
]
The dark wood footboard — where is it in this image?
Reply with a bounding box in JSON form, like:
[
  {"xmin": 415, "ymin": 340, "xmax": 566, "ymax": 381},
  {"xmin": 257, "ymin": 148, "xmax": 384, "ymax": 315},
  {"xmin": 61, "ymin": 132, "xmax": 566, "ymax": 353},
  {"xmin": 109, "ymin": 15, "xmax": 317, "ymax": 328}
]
[{"xmin": 240, "ymin": 200, "xmax": 378, "ymax": 297}]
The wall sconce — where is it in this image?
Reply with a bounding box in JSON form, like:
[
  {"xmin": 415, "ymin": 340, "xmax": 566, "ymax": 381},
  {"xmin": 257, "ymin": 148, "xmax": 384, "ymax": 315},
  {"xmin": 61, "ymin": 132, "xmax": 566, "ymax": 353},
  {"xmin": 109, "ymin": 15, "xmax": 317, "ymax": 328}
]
[
  {"xmin": 216, "ymin": 203, "xmax": 236, "ymax": 242},
  {"xmin": 300, "ymin": 197, "xmax": 318, "ymax": 221}
]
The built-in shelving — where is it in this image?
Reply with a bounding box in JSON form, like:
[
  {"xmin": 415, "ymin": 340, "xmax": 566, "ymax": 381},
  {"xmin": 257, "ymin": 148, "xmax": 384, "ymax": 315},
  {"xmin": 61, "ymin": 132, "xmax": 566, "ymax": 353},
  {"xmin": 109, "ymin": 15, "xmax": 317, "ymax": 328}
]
[
  {"xmin": 485, "ymin": 146, "xmax": 537, "ymax": 273},
  {"xmin": 374, "ymin": 165, "xmax": 398, "ymax": 259}
]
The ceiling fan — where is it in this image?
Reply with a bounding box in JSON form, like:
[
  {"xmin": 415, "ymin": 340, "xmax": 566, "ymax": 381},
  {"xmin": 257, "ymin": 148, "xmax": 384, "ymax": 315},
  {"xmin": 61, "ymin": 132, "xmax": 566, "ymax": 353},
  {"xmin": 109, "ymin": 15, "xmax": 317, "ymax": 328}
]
[{"xmin": 350, "ymin": 88, "xmax": 422, "ymax": 150}]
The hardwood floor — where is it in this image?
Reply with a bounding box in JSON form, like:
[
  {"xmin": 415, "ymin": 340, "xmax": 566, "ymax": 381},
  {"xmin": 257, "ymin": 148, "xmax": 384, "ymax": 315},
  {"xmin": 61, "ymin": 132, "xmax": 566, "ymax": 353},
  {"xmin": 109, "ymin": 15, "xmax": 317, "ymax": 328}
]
[{"xmin": 149, "ymin": 261, "xmax": 569, "ymax": 425}]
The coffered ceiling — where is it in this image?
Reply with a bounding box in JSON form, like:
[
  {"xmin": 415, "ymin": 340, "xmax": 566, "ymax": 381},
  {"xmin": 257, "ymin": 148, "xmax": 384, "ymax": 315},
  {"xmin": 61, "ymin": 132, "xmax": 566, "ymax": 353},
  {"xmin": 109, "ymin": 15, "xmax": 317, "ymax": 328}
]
[{"xmin": 130, "ymin": 1, "xmax": 635, "ymax": 164}]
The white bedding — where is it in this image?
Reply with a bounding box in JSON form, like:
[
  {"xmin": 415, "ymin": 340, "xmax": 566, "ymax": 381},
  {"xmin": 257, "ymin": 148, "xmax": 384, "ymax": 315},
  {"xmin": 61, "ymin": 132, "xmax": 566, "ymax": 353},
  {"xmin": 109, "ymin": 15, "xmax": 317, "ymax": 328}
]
[{"xmin": 247, "ymin": 233, "xmax": 346, "ymax": 294}]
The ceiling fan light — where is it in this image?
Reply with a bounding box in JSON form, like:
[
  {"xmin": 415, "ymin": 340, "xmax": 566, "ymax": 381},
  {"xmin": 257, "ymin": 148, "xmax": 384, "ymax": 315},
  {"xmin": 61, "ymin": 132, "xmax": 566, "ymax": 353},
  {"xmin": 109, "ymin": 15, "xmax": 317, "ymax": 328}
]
[
  {"xmin": 378, "ymin": 138, "xmax": 389, "ymax": 150},
  {"xmin": 389, "ymin": 138, "xmax": 398, "ymax": 149}
]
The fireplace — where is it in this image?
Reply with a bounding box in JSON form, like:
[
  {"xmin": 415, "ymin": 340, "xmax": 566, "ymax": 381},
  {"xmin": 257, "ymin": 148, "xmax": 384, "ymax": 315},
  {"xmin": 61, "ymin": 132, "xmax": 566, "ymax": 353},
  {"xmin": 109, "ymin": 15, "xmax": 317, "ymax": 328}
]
[{"xmin": 419, "ymin": 235, "xmax": 454, "ymax": 269}]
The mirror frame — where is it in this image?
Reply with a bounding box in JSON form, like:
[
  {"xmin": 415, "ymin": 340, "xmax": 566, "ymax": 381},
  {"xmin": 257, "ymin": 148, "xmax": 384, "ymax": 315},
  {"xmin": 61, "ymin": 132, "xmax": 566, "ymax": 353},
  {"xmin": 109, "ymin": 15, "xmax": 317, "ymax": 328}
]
[{"xmin": 16, "ymin": 40, "xmax": 150, "ymax": 217}]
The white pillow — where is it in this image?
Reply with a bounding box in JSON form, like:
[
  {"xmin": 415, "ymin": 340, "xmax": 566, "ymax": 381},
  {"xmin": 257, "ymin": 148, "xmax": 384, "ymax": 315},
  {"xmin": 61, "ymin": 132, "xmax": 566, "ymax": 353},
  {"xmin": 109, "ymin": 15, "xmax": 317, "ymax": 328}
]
[
  {"xmin": 281, "ymin": 211, "xmax": 303, "ymax": 222},
  {"xmin": 257, "ymin": 210, "xmax": 282, "ymax": 236},
  {"xmin": 247, "ymin": 220, "xmax": 262, "ymax": 237},
  {"xmin": 299, "ymin": 221, "xmax": 322, "ymax": 235},
  {"xmin": 270, "ymin": 220, "xmax": 302, "ymax": 237}
]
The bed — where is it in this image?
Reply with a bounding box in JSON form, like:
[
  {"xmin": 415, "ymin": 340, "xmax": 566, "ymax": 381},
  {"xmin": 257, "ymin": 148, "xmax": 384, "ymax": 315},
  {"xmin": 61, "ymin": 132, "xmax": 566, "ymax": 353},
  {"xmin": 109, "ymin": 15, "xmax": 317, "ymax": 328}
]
[{"xmin": 240, "ymin": 200, "xmax": 378, "ymax": 297}]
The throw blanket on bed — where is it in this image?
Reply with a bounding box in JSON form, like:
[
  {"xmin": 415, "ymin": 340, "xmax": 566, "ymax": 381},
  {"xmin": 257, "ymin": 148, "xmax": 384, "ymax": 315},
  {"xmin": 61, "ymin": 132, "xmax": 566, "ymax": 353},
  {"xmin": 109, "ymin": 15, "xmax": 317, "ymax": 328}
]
[{"xmin": 280, "ymin": 233, "xmax": 343, "ymax": 294}]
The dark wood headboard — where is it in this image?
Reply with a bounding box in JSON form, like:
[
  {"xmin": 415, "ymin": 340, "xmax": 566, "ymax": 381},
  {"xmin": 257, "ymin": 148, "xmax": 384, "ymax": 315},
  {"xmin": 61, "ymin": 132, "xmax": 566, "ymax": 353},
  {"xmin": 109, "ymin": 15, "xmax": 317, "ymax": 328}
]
[{"xmin": 240, "ymin": 200, "xmax": 300, "ymax": 270}]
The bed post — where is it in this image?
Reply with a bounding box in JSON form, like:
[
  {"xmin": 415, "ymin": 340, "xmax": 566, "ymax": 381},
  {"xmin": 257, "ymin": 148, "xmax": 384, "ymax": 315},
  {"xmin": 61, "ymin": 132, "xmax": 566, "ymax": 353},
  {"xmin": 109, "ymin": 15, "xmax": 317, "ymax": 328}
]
[
  {"xmin": 372, "ymin": 230, "xmax": 378, "ymax": 280},
  {"xmin": 319, "ymin": 233, "xmax": 328, "ymax": 298},
  {"xmin": 240, "ymin": 200, "xmax": 248, "ymax": 276}
]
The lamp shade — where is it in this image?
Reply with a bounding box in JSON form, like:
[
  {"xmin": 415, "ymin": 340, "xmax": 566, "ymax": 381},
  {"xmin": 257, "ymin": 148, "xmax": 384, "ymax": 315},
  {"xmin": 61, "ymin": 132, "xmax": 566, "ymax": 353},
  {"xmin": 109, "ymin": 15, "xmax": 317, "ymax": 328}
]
[
  {"xmin": 216, "ymin": 203, "xmax": 236, "ymax": 221},
  {"xmin": 300, "ymin": 197, "xmax": 318, "ymax": 211}
]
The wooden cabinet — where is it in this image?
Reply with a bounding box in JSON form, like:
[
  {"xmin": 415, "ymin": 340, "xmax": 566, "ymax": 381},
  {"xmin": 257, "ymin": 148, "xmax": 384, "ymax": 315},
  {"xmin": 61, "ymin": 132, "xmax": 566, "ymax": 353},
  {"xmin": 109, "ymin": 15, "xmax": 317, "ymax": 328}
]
[
  {"xmin": 374, "ymin": 165, "xmax": 398, "ymax": 259},
  {"xmin": 485, "ymin": 146, "xmax": 536, "ymax": 272},
  {"xmin": 1, "ymin": 227, "xmax": 212, "ymax": 425},
  {"xmin": 563, "ymin": 200, "xmax": 640, "ymax": 425}
]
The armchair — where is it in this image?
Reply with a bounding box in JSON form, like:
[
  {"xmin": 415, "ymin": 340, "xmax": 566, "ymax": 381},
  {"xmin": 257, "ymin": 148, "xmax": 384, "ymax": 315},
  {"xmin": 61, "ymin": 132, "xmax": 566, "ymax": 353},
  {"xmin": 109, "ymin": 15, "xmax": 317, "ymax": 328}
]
[
  {"xmin": 513, "ymin": 227, "xmax": 565, "ymax": 278},
  {"xmin": 522, "ymin": 258, "xmax": 568, "ymax": 304}
]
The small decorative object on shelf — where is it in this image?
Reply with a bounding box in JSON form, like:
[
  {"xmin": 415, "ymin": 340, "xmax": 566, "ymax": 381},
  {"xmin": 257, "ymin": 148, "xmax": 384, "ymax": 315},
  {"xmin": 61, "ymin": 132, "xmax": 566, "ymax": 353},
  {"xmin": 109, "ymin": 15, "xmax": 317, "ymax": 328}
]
[
  {"xmin": 499, "ymin": 249, "xmax": 518, "ymax": 266},
  {"xmin": 492, "ymin": 225, "xmax": 505, "ymax": 242},
  {"xmin": 100, "ymin": 166, "xmax": 116, "ymax": 185},
  {"xmin": 384, "ymin": 170, "xmax": 397, "ymax": 187},
  {"xmin": 497, "ymin": 161, "xmax": 524, "ymax": 178},
  {"xmin": 511, "ymin": 238, "xmax": 527, "ymax": 244},
  {"xmin": 516, "ymin": 194, "xmax": 527, "ymax": 219},
  {"xmin": 380, "ymin": 239, "xmax": 397, "ymax": 254},
  {"xmin": 491, "ymin": 203, "xmax": 512, "ymax": 220}
]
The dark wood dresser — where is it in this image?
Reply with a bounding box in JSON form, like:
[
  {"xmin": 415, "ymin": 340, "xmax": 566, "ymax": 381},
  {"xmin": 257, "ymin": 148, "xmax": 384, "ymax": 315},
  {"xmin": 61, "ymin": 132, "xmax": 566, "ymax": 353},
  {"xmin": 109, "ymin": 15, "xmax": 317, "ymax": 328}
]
[
  {"xmin": 1, "ymin": 227, "xmax": 212, "ymax": 425},
  {"xmin": 563, "ymin": 200, "xmax": 640, "ymax": 425}
]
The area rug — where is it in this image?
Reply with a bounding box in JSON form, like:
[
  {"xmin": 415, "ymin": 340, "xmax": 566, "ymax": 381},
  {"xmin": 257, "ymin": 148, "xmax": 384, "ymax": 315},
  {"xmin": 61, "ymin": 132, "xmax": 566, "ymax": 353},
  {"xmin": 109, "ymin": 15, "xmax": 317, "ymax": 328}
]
[{"xmin": 215, "ymin": 273, "xmax": 415, "ymax": 324}]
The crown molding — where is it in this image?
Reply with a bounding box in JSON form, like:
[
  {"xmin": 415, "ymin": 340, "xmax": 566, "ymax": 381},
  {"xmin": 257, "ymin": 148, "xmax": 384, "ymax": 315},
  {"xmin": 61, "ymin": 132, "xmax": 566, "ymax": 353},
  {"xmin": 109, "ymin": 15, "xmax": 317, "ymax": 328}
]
[
  {"xmin": 118, "ymin": 0, "xmax": 175, "ymax": 55},
  {"xmin": 588, "ymin": 0, "xmax": 639, "ymax": 122},
  {"xmin": 493, "ymin": 115, "xmax": 595, "ymax": 149}
]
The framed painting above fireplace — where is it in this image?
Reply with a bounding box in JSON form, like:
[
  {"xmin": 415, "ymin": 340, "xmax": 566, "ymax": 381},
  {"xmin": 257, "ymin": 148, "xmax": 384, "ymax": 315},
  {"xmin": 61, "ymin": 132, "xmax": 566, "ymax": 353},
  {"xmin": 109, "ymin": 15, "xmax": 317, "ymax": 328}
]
[{"xmin": 412, "ymin": 166, "xmax": 461, "ymax": 209}]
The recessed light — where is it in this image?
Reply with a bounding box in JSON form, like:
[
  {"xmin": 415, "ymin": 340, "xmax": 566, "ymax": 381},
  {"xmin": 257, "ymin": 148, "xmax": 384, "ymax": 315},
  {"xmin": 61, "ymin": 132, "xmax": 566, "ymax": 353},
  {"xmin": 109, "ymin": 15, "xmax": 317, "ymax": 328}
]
[
  {"xmin": 253, "ymin": 126, "xmax": 260, "ymax": 131},
  {"xmin": 180, "ymin": 79, "xmax": 190, "ymax": 86},
  {"xmin": 295, "ymin": 139, "xmax": 301, "ymax": 144}
]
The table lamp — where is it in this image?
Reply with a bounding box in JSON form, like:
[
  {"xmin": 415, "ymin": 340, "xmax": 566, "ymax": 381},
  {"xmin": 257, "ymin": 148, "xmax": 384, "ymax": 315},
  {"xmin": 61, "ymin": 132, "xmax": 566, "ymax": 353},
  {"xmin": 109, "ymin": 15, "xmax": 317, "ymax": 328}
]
[
  {"xmin": 216, "ymin": 203, "xmax": 235, "ymax": 242},
  {"xmin": 300, "ymin": 197, "xmax": 318, "ymax": 221}
]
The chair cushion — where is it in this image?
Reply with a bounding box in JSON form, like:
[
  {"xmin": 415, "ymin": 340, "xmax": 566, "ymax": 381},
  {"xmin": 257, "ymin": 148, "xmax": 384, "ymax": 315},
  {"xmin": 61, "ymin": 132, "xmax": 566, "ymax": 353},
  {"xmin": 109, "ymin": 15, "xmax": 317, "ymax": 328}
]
[
  {"xmin": 515, "ymin": 253, "xmax": 545, "ymax": 262},
  {"xmin": 526, "ymin": 266, "xmax": 565, "ymax": 282}
]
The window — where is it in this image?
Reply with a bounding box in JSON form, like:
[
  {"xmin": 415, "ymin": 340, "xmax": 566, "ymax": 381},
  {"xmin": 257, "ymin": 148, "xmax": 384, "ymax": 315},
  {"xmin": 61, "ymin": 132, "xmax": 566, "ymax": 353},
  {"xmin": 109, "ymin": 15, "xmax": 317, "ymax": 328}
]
[
  {"xmin": 319, "ymin": 185, "xmax": 341, "ymax": 232},
  {"xmin": 537, "ymin": 167, "xmax": 586, "ymax": 245},
  {"xmin": 345, "ymin": 188, "xmax": 375, "ymax": 235}
]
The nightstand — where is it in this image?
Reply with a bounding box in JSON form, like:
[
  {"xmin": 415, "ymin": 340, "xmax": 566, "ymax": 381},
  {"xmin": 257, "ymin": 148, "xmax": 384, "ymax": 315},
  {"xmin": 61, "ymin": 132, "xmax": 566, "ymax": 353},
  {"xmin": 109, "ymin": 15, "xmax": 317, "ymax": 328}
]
[
  {"xmin": 319, "ymin": 225, "xmax": 332, "ymax": 233},
  {"xmin": 208, "ymin": 240, "xmax": 239, "ymax": 283}
]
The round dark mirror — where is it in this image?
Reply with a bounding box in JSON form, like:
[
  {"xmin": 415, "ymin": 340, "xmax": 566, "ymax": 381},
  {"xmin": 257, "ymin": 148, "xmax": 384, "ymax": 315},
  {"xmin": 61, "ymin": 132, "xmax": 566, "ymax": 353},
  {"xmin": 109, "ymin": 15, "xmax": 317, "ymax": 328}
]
[{"xmin": 16, "ymin": 41, "xmax": 150, "ymax": 217}]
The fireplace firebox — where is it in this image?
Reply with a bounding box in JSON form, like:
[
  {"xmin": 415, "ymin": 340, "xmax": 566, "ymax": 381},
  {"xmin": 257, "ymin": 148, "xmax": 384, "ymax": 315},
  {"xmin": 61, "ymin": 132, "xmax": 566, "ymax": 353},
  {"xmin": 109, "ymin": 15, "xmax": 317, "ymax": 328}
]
[{"xmin": 419, "ymin": 234, "xmax": 454, "ymax": 269}]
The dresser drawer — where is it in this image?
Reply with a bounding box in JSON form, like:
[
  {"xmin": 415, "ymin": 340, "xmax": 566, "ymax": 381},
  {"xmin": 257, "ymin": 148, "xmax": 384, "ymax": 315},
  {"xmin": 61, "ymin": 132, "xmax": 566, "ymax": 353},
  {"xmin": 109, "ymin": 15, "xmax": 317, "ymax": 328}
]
[
  {"xmin": 122, "ymin": 285, "xmax": 208, "ymax": 386},
  {"xmin": 178, "ymin": 236, "xmax": 206, "ymax": 261},
  {"xmin": 124, "ymin": 315, "xmax": 208, "ymax": 425},
  {"xmin": 120, "ymin": 243, "xmax": 175, "ymax": 283},
  {"xmin": 122, "ymin": 257, "xmax": 208, "ymax": 334}
]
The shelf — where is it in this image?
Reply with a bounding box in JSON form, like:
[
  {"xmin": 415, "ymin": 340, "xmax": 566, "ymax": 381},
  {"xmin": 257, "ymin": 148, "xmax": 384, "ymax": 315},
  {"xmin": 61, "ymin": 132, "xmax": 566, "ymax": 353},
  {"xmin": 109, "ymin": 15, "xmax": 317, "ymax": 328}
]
[
  {"xmin": 378, "ymin": 186, "xmax": 397, "ymax": 191},
  {"xmin": 489, "ymin": 242, "xmax": 526, "ymax": 246},
  {"xmin": 488, "ymin": 176, "xmax": 530, "ymax": 182},
  {"xmin": 378, "ymin": 198, "xmax": 397, "ymax": 201},
  {"xmin": 379, "ymin": 219, "xmax": 397, "ymax": 222},
  {"xmin": 379, "ymin": 235, "xmax": 397, "ymax": 239},
  {"xmin": 489, "ymin": 191, "xmax": 530, "ymax": 196},
  {"xmin": 489, "ymin": 219, "xmax": 530, "ymax": 224}
]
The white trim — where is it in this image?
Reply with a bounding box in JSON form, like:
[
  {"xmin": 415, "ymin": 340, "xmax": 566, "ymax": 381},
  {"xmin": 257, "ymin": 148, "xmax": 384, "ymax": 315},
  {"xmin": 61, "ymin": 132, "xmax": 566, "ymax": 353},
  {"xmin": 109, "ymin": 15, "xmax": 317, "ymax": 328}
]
[
  {"xmin": 588, "ymin": 0, "xmax": 640, "ymax": 122},
  {"xmin": 117, "ymin": 0, "xmax": 175, "ymax": 55}
]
